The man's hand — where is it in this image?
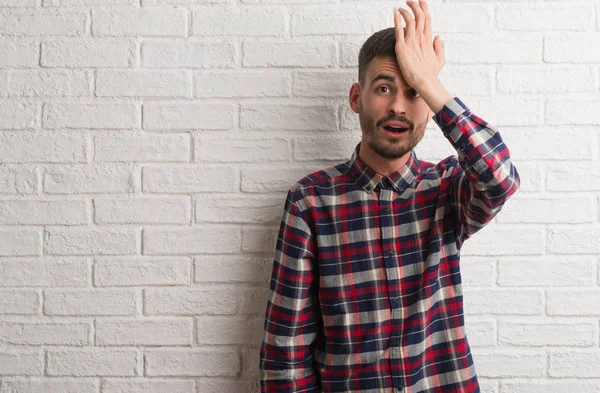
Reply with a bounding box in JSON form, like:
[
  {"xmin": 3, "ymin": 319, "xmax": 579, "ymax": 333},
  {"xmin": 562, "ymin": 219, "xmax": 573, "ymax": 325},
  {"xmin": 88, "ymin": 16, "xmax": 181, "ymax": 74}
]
[{"xmin": 394, "ymin": 0, "xmax": 445, "ymax": 90}]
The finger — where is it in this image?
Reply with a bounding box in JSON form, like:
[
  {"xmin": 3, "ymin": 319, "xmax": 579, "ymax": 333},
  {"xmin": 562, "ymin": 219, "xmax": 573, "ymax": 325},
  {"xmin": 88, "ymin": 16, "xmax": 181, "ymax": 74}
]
[
  {"xmin": 406, "ymin": 0, "xmax": 424, "ymax": 42},
  {"xmin": 419, "ymin": 0, "xmax": 432, "ymax": 40},
  {"xmin": 394, "ymin": 8, "xmax": 405, "ymax": 47},
  {"xmin": 398, "ymin": 8, "xmax": 414, "ymax": 43}
]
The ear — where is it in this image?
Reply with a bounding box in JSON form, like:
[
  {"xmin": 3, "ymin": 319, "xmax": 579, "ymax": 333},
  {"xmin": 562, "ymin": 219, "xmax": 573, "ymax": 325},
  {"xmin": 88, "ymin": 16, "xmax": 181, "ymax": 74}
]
[{"xmin": 349, "ymin": 82, "xmax": 360, "ymax": 114}]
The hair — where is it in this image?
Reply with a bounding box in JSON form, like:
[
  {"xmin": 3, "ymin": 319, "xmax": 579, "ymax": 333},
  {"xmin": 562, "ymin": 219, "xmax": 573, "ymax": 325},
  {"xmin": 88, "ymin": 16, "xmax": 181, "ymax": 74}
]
[{"xmin": 358, "ymin": 27, "xmax": 405, "ymax": 88}]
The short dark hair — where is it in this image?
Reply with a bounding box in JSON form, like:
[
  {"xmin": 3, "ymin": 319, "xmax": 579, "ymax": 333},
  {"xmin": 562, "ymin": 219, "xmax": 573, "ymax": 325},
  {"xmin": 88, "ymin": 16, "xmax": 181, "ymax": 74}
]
[{"xmin": 358, "ymin": 27, "xmax": 405, "ymax": 88}]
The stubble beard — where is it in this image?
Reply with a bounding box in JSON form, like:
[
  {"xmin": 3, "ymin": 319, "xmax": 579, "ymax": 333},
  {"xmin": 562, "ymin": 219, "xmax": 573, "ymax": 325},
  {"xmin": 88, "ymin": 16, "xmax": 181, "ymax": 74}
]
[{"xmin": 358, "ymin": 105, "xmax": 423, "ymax": 160}]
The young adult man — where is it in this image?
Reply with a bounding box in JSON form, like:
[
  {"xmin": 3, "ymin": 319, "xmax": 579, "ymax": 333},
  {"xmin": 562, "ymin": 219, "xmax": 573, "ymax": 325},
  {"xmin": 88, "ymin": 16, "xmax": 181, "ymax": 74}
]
[{"xmin": 260, "ymin": 1, "xmax": 520, "ymax": 392}]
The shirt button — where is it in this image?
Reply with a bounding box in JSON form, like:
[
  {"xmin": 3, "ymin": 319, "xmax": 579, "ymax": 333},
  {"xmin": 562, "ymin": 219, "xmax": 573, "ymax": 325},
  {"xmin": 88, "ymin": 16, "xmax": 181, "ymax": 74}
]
[
  {"xmin": 383, "ymin": 207, "xmax": 390, "ymax": 212},
  {"xmin": 396, "ymin": 382, "xmax": 404, "ymax": 391},
  {"xmin": 386, "ymin": 251, "xmax": 394, "ymax": 258},
  {"xmin": 394, "ymin": 297, "xmax": 402, "ymax": 306},
  {"xmin": 391, "ymin": 337, "xmax": 401, "ymax": 346}
]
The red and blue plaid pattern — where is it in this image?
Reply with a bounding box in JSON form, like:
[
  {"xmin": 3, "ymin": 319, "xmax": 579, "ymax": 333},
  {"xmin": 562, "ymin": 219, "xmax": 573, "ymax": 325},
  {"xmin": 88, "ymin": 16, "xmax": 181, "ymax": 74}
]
[{"xmin": 260, "ymin": 97, "xmax": 520, "ymax": 393}]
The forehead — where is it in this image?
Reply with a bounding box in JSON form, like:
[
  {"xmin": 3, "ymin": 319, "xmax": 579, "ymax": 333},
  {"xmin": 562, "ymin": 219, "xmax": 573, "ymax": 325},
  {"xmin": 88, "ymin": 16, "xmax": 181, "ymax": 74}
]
[{"xmin": 367, "ymin": 56, "xmax": 407, "ymax": 85}]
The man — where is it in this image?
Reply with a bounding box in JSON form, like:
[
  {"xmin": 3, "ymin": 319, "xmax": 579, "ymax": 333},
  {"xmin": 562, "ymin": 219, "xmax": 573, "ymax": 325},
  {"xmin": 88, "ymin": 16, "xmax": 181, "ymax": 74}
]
[{"xmin": 260, "ymin": 1, "xmax": 520, "ymax": 392}]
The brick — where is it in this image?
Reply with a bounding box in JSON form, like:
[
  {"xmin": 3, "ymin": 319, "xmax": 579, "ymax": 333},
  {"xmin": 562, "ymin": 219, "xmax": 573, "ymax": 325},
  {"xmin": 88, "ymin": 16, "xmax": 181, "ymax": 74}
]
[
  {"xmin": 92, "ymin": 8, "xmax": 187, "ymax": 37},
  {"xmin": 0, "ymin": 228, "xmax": 41, "ymax": 256},
  {"xmin": 471, "ymin": 350, "xmax": 545, "ymax": 377},
  {"xmin": 464, "ymin": 289, "xmax": 543, "ymax": 315},
  {"xmin": 462, "ymin": 318, "xmax": 496, "ymax": 347},
  {"xmin": 0, "ymin": 134, "xmax": 86, "ymax": 164},
  {"xmin": 0, "ymin": 101, "xmax": 37, "ymax": 130},
  {"xmin": 243, "ymin": 41, "xmax": 335, "ymax": 67},
  {"xmin": 46, "ymin": 0, "xmax": 136, "ymax": 4},
  {"xmin": 241, "ymin": 103, "xmax": 336, "ymax": 131},
  {"xmin": 241, "ymin": 166, "xmax": 316, "ymax": 193},
  {"xmin": 242, "ymin": 226, "xmax": 278, "ymax": 253},
  {"xmin": 547, "ymin": 290, "xmax": 600, "ymax": 316},
  {"xmin": 497, "ymin": 65, "xmax": 594, "ymax": 93},
  {"xmin": 96, "ymin": 318, "xmax": 193, "ymax": 346},
  {"xmin": 94, "ymin": 196, "xmax": 190, "ymax": 224},
  {"xmin": 0, "ymin": 9, "xmax": 86, "ymax": 36},
  {"xmin": 548, "ymin": 227, "xmax": 600, "ymax": 254},
  {"xmin": 41, "ymin": 38, "xmax": 136, "ymax": 67},
  {"xmin": 0, "ymin": 167, "xmax": 38, "ymax": 194},
  {"xmin": 195, "ymin": 137, "xmax": 291, "ymax": 163},
  {"xmin": 0, "ymin": 257, "xmax": 88, "ymax": 287},
  {"xmin": 546, "ymin": 99, "xmax": 600, "ymax": 126},
  {"xmin": 43, "ymin": 102, "xmax": 139, "ymax": 130},
  {"xmin": 0, "ymin": 289, "xmax": 40, "ymax": 315},
  {"xmin": 196, "ymin": 379, "xmax": 259, "ymax": 393},
  {"xmin": 291, "ymin": 5, "xmax": 388, "ymax": 36},
  {"xmin": 500, "ymin": 126, "xmax": 596, "ymax": 160},
  {"xmin": 44, "ymin": 227, "xmax": 137, "ymax": 256},
  {"xmin": 238, "ymin": 286, "xmax": 270, "ymax": 315},
  {"xmin": 0, "ymin": 350, "xmax": 43, "ymax": 376},
  {"xmin": 197, "ymin": 316, "xmax": 263, "ymax": 347},
  {"xmin": 498, "ymin": 321, "xmax": 597, "ymax": 347},
  {"xmin": 47, "ymin": 349, "xmax": 137, "ymax": 376},
  {"xmin": 144, "ymin": 287, "xmax": 237, "ymax": 315},
  {"xmin": 496, "ymin": 196, "xmax": 593, "ymax": 224},
  {"xmin": 102, "ymin": 379, "xmax": 194, "ymax": 393},
  {"xmin": 545, "ymin": 34, "xmax": 600, "ymax": 63},
  {"xmin": 194, "ymin": 255, "xmax": 272, "ymax": 283},
  {"xmin": 0, "ymin": 200, "xmax": 87, "ymax": 225},
  {"xmin": 294, "ymin": 136, "xmax": 362, "ymax": 162},
  {"xmin": 95, "ymin": 256, "xmax": 190, "ymax": 287},
  {"xmin": 192, "ymin": 6, "xmax": 285, "ymax": 37},
  {"xmin": 292, "ymin": 71, "xmax": 356, "ymax": 98},
  {"xmin": 497, "ymin": 258, "xmax": 594, "ymax": 287},
  {"xmin": 142, "ymin": 40, "xmax": 235, "ymax": 68},
  {"xmin": 44, "ymin": 165, "xmax": 134, "ymax": 194},
  {"xmin": 446, "ymin": 35, "xmax": 541, "ymax": 64},
  {"xmin": 0, "ymin": 70, "xmax": 90, "ymax": 97},
  {"xmin": 461, "ymin": 227, "xmax": 545, "ymax": 256},
  {"xmin": 547, "ymin": 162, "xmax": 600, "ymax": 191},
  {"xmin": 0, "ymin": 379, "xmax": 98, "ymax": 393},
  {"xmin": 143, "ymin": 165, "xmax": 237, "ymax": 193},
  {"xmin": 95, "ymin": 133, "xmax": 190, "ymax": 163},
  {"xmin": 0, "ymin": 321, "xmax": 90, "ymax": 345},
  {"xmin": 339, "ymin": 35, "xmax": 370, "ymax": 68},
  {"xmin": 143, "ymin": 226, "xmax": 241, "ymax": 255},
  {"xmin": 96, "ymin": 70, "xmax": 192, "ymax": 98},
  {"xmin": 0, "ymin": 38, "xmax": 38, "ymax": 67},
  {"xmin": 501, "ymin": 381, "xmax": 600, "ymax": 393},
  {"xmin": 144, "ymin": 349, "xmax": 239, "ymax": 377},
  {"xmin": 549, "ymin": 351, "xmax": 600, "ymax": 377},
  {"xmin": 195, "ymin": 195, "xmax": 283, "ymax": 224},
  {"xmin": 44, "ymin": 289, "xmax": 137, "ymax": 316},
  {"xmin": 459, "ymin": 258, "xmax": 494, "ymax": 287},
  {"xmin": 143, "ymin": 102, "xmax": 235, "ymax": 131},
  {"xmin": 195, "ymin": 70, "xmax": 288, "ymax": 98},
  {"xmin": 497, "ymin": 5, "xmax": 592, "ymax": 31}
]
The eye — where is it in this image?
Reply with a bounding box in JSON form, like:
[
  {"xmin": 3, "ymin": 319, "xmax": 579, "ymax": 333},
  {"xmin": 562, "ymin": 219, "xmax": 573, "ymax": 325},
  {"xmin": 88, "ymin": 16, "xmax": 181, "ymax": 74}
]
[
  {"xmin": 377, "ymin": 86, "xmax": 390, "ymax": 93},
  {"xmin": 411, "ymin": 90, "xmax": 421, "ymax": 98}
]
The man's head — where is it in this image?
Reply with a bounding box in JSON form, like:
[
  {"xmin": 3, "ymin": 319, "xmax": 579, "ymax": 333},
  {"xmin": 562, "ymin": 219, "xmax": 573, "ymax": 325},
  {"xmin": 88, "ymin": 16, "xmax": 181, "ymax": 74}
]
[{"xmin": 349, "ymin": 27, "xmax": 434, "ymax": 160}]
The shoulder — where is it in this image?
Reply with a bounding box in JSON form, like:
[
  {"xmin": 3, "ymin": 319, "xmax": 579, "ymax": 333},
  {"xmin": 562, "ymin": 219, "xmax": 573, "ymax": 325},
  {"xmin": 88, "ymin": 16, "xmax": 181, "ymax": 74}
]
[{"xmin": 286, "ymin": 161, "xmax": 351, "ymax": 207}]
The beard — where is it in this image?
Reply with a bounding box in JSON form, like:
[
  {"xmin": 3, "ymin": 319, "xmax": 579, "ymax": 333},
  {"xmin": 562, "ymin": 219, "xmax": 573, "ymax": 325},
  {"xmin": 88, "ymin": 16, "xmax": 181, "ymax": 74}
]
[{"xmin": 358, "ymin": 103, "xmax": 424, "ymax": 159}]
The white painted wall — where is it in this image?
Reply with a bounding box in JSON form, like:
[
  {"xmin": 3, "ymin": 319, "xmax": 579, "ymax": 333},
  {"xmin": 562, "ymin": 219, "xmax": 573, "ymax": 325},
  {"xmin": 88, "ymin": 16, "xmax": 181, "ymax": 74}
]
[{"xmin": 0, "ymin": 0, "xmax": 598, "ymax": 392}]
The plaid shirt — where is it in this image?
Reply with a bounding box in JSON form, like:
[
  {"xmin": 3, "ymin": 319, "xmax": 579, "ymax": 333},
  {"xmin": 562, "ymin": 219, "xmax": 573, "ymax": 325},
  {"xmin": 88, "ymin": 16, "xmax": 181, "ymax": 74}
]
[{"xmin": 260, "ymin": 96, "xmax": 520, "ymax": 393}]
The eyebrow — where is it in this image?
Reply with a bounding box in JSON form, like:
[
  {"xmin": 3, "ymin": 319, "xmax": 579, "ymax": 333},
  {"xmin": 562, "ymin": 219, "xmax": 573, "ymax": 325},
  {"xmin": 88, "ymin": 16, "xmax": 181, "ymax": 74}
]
[
  {"xmin": 371, "ymin": 74, "xmax": 396, "ymax": 85},
  {"xmin": 371, "ymin": 74, "xmax": 414, "ymax": 90}
]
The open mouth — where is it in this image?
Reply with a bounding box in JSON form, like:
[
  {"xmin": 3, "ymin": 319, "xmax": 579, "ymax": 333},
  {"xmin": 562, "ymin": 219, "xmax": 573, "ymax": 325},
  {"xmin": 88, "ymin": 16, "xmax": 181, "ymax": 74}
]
[{"xmin": 383, "ymin": 125, "xmax": 410, "ymax": 133}]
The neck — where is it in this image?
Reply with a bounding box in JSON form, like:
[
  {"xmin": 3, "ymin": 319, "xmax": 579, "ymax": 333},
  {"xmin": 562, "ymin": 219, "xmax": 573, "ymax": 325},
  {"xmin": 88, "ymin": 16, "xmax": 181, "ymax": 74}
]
[{"xmin": 358, "ymin": 141, "xmax": 411, "ymax": 177}]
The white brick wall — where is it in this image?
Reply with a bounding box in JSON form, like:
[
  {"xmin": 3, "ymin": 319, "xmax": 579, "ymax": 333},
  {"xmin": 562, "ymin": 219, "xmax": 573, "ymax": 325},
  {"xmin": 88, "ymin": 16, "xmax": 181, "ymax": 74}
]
[{"xmin": 0, "ymin": 1, "xmax": 598, "ymax": 392}]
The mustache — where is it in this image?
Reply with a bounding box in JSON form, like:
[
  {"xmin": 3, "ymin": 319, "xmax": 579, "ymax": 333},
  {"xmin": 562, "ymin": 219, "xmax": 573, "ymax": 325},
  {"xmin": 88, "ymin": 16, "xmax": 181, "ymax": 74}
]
[{"xmin": 377, "ymin": 117, "xmax": 413, "ymax": 128}]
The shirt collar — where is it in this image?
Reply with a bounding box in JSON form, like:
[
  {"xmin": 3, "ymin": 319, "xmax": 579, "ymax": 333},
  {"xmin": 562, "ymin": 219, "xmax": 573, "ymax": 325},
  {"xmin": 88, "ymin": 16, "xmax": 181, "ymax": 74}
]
[{"xmin": 347, "ymin": 142, "xmax": 421, "ymax": 193}]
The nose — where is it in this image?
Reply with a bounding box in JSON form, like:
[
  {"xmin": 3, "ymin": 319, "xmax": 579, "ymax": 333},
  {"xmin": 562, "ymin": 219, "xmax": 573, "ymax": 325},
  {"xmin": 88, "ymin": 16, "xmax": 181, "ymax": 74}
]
[{"xmin": 387, "ymin": 93, "xmax": 407, "ymax": 117}]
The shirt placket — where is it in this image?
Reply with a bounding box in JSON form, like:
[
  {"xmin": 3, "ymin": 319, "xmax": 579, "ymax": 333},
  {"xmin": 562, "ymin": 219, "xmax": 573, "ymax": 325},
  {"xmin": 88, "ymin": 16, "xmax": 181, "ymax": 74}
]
[{"xmin": 377, "ymin": 178, "xmax": 406, "ymax": 393}]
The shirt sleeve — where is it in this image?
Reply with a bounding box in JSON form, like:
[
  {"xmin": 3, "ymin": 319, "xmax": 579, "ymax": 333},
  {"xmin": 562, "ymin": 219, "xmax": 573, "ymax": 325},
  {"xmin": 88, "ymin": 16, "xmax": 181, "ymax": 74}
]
[
  {"xmin": 433, "ymin": 96, "xmax": 521, "ymax": 246},
  {"xmin": 259, "ymin": 189, "xmax": 320, "ymax": 393}
]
